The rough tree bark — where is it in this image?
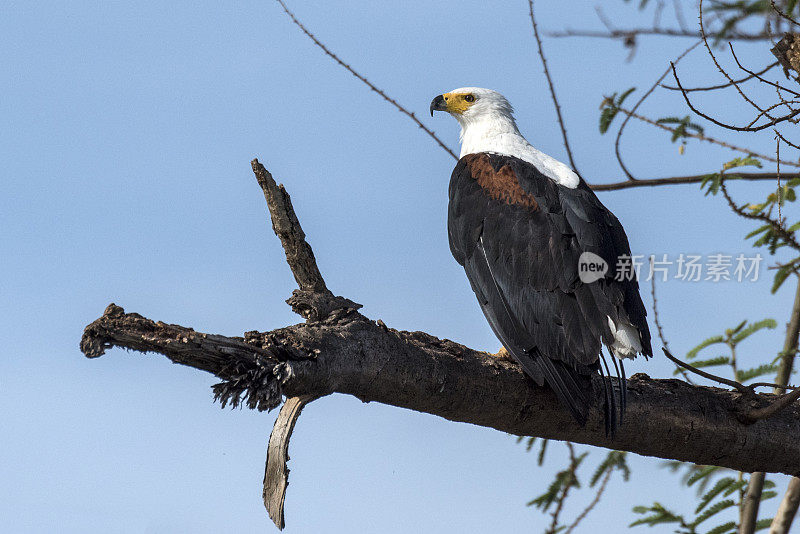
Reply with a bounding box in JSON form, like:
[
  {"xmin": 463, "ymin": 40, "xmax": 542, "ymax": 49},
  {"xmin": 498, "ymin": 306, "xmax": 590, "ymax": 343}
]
[{"xmin": 80, "ymin": 160, "xmax": 800, "ymax": 529}]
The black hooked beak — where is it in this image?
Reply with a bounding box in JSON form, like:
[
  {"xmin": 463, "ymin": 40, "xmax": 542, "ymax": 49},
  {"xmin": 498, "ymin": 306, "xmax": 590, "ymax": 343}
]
[{"xmin": 430, "ymin": 94, "xmax": 446, "ymax": 117}]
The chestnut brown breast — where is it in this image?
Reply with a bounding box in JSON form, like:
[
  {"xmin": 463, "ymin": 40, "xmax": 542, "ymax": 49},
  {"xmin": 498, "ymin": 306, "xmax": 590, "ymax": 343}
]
[{"xmin": 463, "ymin": 153, "xmax": 539, "ymax": 210}]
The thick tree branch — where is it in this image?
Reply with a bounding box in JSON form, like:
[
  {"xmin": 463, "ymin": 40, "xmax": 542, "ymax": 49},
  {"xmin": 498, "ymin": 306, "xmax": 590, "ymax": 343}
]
[{"xmin": 81, "ymin": 303, "xmax": 800, "ymax": 476}]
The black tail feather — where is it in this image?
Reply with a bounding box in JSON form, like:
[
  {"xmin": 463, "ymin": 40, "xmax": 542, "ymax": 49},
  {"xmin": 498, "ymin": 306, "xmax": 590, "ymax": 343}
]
[
  {"xmin": 610, "ymin": 353, "xmax": 625, "ymax": 426},
  {"xmin": 598, "ymin": 352, "xmax": 618, "ymax": 437},
  {"xmin": 611, "ymin": 355, "xmax": 627, "ymax": 425},
  {"xmin": 528, "ymin": 350, "xmax": 591, "ymax": 426}
]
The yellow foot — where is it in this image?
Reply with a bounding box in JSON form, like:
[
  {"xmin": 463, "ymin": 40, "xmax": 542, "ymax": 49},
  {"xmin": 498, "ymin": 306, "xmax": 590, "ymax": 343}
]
[{"xmin": 492, "ymin": 347, "xmax": 514, "ymax": 361}]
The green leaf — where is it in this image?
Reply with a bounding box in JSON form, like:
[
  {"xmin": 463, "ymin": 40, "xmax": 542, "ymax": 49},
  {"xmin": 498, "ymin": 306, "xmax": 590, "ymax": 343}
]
[
  {"xmin": 745, "ymin": 224, "xmax": 772, "ymax": 239},
  {"xmin": 598, "ymin": 88, "xmax": 636, "ymax": 134},
  {"xmin": 705, "ymin": 521, "xmax": 736, "ymax": 534},
  {"xmin": 538, "ymin": 438, "xmax": 548, "ymax": 466},
  {"xmin": 687, "ymin": 336, "xmax": 725, "ymax": 360},
  {"xmin": 693, "ymin": 499, "xmax": 735, "ymax": 526},
  {"xmin": 617, "ymin": 87, "xmax": 636, "ymax": 106},
  {"xmin": 772, "ymin": 263, "xmax": 794, "ymax": 294},
  {"xmin": 674, "ymin": 356, "xmax": 730, "ymax": 375},
  {"xmin": 599, "ymin": 106, "xmax": 618, "ymax": 134},
  {"xmin": 687, "ymin": 465, "xmax": 721, "ymax": 488},
  {"xmin": 722, "ymin": 479, "xmax": 747, "ymax": 497},
  {"xmin": 696, "ymin": 477, "xmax": 735, "ymax": 513},
  {"xmin": 722, "ymin": 156, "xmax": 762, "ymax": 171},
  {"xmin": 629, "ymin": 502, "xmax": 684, "ymax": 527},
  {"xmin": 590, "ymin": 451, "xmax": 629, "ymax": 485},
  {"xmin": 754, "ymin": 517, "xmax": 774, "ymax": 531},
  {"xmin": 760, "ymin": 490, "xmax": 778, "ymax": 500},
  {"xmin": 731, "ymin": 318, "xmax": 777, "ymax": 344},
  {"xmin": 736, "ymin": 364, "xmax": 779, "ymax": 383}
]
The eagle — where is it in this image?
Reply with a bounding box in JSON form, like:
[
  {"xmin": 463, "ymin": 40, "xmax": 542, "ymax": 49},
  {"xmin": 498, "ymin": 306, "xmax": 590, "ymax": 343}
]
[{"xmin": 431, "ymin": 88, "xmax": 652, "ymax": 433}]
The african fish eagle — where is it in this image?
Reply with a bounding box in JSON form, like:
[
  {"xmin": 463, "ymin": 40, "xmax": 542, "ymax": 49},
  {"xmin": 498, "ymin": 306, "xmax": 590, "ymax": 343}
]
[{"xmin": 431, "ymin": 88, "xmax": 652, "ymax": 433}]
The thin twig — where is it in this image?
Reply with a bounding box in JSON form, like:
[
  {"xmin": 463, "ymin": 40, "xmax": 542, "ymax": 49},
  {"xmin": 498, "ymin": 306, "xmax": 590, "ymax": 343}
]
[
  {"xmin": 591, "ymin": 171, "xmax": 799, "ymax": 191},
  {"xmin": 614, "ymin": 41, "xmax": 702, "ymax": 181},
  {"xmin": 774, "ymin": 128, "xmax": 800, "ymax": 150},
  {"xmin": 672, "ymin": 62, "xmax": 800, "ymax": 131},
  {"xmin": 661, "ymin": 61, "xmax": 779, "ymax": 92},
  {"xmin": 719, "ymin": 180, "xmax": 800, "ymax": 253},
  {"xmin": 548, "ymin": 28, "xmax": 772, "ymax": 41},
  {"xmin": 729, "ymin": 44, "xmax": 800, "ymax": 97},
  {"xmin": 528, "ymin": 0, "xmax": 580, "ymax": 175},
  {"xmin": 662, "ymin": 347, "xmax": 753, "ymax": 396},
  {"xmin": 771, "ymin": 0, "xmax": 800, "ymax": 27},
  {"xmin": 274, "ymin": 0, "xmax": 457, "ymax": 160},
  {"xmin": 747, "ymin": 386, "xmax": 800, "ymax": 420},
  {"xmin": 673, "ymin": 0, "xmax": 689, "ymax": 33},
  {"xmin": 650, "ymin": 258, "xmax": 694, "ymax": 384},
  {"xmin": 614, "ymin": 105, "xmax": 800, "ymax": 167},
  {"xmin": 564, "ymin": 466, "xmax": 613, "ymax": 534},
  {"xmin": 700, "ymin": 0, "xmax": 769, "ymax": 118},
  {"xmin": 548, "ymin": 442, "xmax": 578, "ymax": 534}
]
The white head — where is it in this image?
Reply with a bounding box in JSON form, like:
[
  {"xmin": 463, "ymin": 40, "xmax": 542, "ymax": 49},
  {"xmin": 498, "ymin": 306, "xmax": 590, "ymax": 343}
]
[
  {"xmin": 429, "ymin": 87, "xmax": 518, "ymax": 130},
  {"xmin": 430, "ymin": 87, "xmax": 580, "ymax": 188}
]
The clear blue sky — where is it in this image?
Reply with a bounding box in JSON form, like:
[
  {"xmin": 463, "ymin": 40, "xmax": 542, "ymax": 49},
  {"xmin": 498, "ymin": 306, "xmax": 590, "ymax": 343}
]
[{"xmin": 1, "ymin": 1, "xmax": 794, "ymax": 532}]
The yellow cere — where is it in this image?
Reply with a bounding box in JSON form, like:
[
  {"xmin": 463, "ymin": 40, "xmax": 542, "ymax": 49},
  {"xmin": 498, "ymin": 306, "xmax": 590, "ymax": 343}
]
[{"xmin": 442, "ymin": 92, "xmax": 475, "ymax": 115}]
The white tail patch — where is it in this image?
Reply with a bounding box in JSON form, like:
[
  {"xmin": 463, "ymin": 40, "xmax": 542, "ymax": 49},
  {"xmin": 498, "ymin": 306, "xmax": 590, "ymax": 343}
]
[{"xmin": 607, "ymin": 316, "xmax": 642, "ymax": 359}]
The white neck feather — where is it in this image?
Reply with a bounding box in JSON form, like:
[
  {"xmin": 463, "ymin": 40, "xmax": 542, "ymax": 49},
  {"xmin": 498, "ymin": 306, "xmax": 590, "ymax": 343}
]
[{"xmin": 457, "ymin": 115, "xmax": 579, "ymax": 189}]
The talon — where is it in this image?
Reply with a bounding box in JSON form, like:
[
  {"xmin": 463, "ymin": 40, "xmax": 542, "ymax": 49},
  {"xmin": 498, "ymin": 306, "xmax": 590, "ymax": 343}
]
[{"xmin": 493, "ymin": 347, "xmax": 514, "ymax": 361}]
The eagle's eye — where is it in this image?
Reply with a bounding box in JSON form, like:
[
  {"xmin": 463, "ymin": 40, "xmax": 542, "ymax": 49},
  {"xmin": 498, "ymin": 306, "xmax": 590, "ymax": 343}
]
[{"xmin": 464, "ymin": 94, "xmax": 475, "ymax": 103}]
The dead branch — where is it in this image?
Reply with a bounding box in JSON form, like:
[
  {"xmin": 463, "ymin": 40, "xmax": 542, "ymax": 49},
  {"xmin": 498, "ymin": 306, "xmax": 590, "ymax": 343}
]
[{"xmin": 81, "ymin": 162, "xmax": 800, "ymax": 485}]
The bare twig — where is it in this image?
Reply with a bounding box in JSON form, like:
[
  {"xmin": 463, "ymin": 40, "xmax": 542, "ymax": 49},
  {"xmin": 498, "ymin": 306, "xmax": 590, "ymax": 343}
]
[
  {"xmin": 700, "ymin": 0, "xmax": 770, "ymax": 118},
  {"xmin": 672, "ymin": 62, "xmax": 800, "ymax": 131},
  {"xmin": 719, "ymin": 180, "xmax": 800, "ymax": 253},
  {"xmin": 729, "ymin": 44, "xmax": 800, "ymax": 97},
  {"xmin": 662, "ymin": 347, "xmax": 754, "ymax": 396},
  {"xmin": 650, "ymin": 258, "xmax": 694, "ymax": 384},
  {"xmin": 564, "ymin": 461, "xmax": 614, "ymax": 534},
  {"xmin": 528, "ymin": 0, "xmax": 580, "ymax": 175},
  {"xmin": 613, "ymin": 105, "xmax": 800, "ymax": 167},
  {"xmin": 661, "ymin": 61, "xmax": 779, "ymax": 92},
  {"xmin": 591, "ymin": 172, "xmax": 799, "ymax": 191},
  {"xmin": 548, "ymin": 28, "xmax": 772, "ymax": 41},
  {"xmin": 613, "ymin": 41, "xmax": 701, "ymax": 181},
  {"xmin": 771, "ymin": 0, "xmax": 800, "ymax": 27},
  {"xmin": 773, "ymin": 128, "xmax": 800, "ymax": 151},
  {"xmin": 673, "ymin": 0, "xmax": 689, "ymax": 33},
  {"xmin": 274, "ymin": 0, "xmax": 457, "ymax": 160},
  {"xmin": 548, "ymin": 442, "xmax": 578, "ymax": 534},
  {"xmin": 748, "ymin": 386, "xmax": 800, "ymax": 420}
]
